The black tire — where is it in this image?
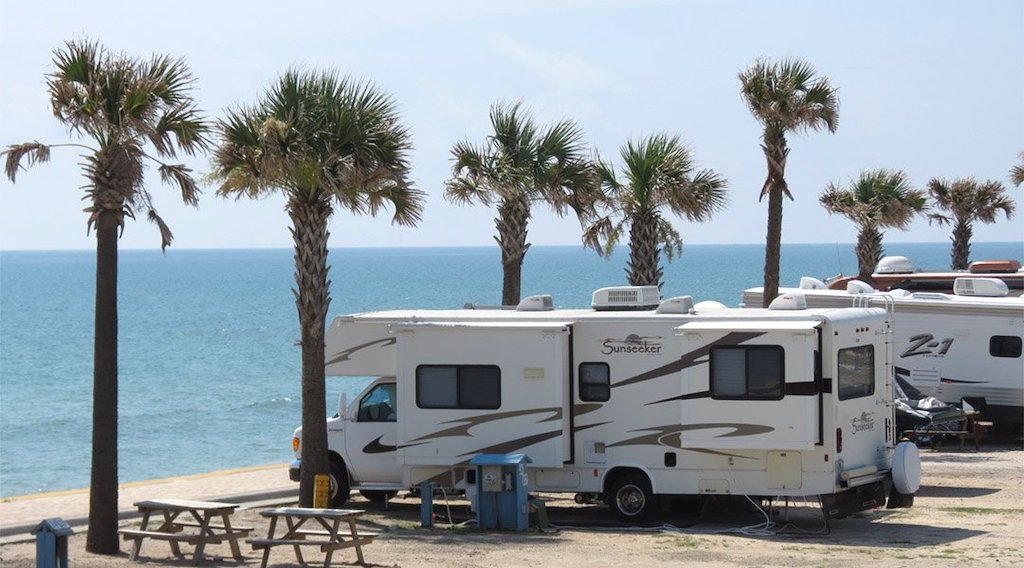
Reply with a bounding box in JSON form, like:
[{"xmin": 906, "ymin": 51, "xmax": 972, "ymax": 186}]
[
  {"xmin": 360, "ymin": 490, "xmax": 398, "ymax": 503},
  {"xmin": 608, "ymin": 473, "xmax": 659, "ymax": 522},
  {"xmin": 329, "ymin": 460, "xmax": 351, "ymax": 508}
]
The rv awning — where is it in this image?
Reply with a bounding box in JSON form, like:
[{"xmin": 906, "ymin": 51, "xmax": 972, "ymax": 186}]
[
  {"xmin": 674, "ymin": 320, "xmax": 821, "ymax": 334},
  {"xmin": 391, "ymin": 321, "xmax": 573, "ymax": 332}
]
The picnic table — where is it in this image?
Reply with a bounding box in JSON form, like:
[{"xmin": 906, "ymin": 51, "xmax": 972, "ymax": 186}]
[
  {"xmin": 118, "ymin": 498, "xmax": 251, "ymax": 565},
  {"xmin": 248, "ymin": 507, "xmax": 376, "ymax": 568}
]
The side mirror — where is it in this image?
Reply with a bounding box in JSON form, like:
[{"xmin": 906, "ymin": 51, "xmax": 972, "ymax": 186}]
[{"xmin": 338, "ymin": 392, "xmax": 348, "ymax": 419}]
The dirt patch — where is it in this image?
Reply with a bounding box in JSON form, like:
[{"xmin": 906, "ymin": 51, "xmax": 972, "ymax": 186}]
[{"xmin": 2, "ymin": 445, "xmax": 1021, "ymax": 567}]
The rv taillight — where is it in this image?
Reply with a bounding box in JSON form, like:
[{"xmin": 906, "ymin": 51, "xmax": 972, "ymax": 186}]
[
  {"xmin": 293, "ymin": 437, "xmax": 300, "ymax": 452},
  {"xmin": 836, "ymin": 428, "xmax": 843, "ymax": 453}
]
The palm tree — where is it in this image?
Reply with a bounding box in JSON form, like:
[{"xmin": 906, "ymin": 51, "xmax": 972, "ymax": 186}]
[
  {"xmin": 1011, "ymin": 151, "xmax": 1024, "ymax": 187},
  {"xmin": 739, "ymin": 58, "xmax": 839, "ymax": 306},
  {"xmin": 926, "ymin": 177, "xmax": 1016, "ymax": 270},
  {"xmin": 583, "ymin": 134, "xmax": 727, "ymax": 287},
  {"xmin": 819, "ymin": 169, "xmax": 927, "ymax": 282},
  {"xmin": 2, "ymin": 40, "xmax": 209, "ymax": 554},
  {"xmin": 210, "ymin": 69, "xmax": 422, "ymax": 507},
  {"xmin": 445, "ymin": 102, "xmax": 599, "ymax": 305}
]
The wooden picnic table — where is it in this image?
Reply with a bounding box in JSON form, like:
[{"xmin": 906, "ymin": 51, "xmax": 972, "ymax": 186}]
[
  {"xmin": 118, "ymin": 498, "xmax": 251, "ymax": 565},
  {"xmin": 248, "ymin": 507, "xmax": 376, "ymax": 568}
]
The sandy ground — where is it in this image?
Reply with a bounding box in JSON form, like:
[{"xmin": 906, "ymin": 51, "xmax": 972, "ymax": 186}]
[{"xmin": 2, "ymin": 445, "xmax": 1022, "ymax": 567}]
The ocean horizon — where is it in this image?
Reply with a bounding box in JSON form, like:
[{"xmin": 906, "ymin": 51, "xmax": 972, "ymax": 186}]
[{"xmin": 2, "ymin": 241, "xmax": 1022, "ymax": 498}]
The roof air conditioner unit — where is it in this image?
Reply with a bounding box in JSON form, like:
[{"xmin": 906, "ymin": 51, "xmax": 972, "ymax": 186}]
[
  {"xmin": 592, "ymin": 286, "xmax": 660, "ymax": 311},
  {"xmin": 876, "ymin": 256, "xmax": 914, "ymax": 274},
  {"xmin": 846, "ymin": 280, "xmax": 876, "ymax": 295},
  {"xmin": 768, "ymin": 293, "xmax": 807, "ymax": 310},
  {"xmin": 516, "ymin": 294, "xmax": 554, "ymax": 311},
  {"xmin": 954, "ymin": 277, "xmax": 1009, "ymax": 298},
  {"xmin": 693, "ymin": 300, "xmax": 728, "ymax": 311},
  {"xmin": 656, "ymin": 295, "xmax": 694, "ymax": 314},
  {"xmin": 799, "ymin": 276, "xmax": 827, "ymax": 290}
]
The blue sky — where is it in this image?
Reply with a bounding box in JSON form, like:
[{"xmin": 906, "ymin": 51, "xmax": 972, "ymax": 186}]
[{"xmin": 1, "ymin": 0, "xmax": 1022, "ymax": 251}]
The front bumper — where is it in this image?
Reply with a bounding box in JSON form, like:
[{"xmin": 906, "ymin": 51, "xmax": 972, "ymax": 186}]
[{"xmin": 288, "ymin": 459, "xmax": 301, "ymax": 482}]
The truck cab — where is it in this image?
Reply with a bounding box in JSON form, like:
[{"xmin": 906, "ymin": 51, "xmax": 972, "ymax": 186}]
[{"xmin": 289, "ymin": 377, "xmax": 401, "ymax": 506}]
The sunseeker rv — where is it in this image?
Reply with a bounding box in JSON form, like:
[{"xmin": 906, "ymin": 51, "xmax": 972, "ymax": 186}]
[
  {"xmin": 743, "ymin": 277, "xmax": 1024, "ymax": 429},
  {"xmin": 290, "ymin": 287, "xmax": 919, "ymax": 521}
]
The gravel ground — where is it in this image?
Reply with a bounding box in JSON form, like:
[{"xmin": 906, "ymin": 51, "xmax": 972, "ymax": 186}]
[{"xmin": 2, "ymin": 444, "xmax": 1021, "ymax": 567}]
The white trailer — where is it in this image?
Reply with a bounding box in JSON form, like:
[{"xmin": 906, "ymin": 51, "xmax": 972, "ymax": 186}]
[
  {"xmin": 291, "ymin": 287, "xmax": 919, "ymax": 521},
  {"xmin": 743, "ymin": 277, "xmax": 1024, "ymax": 427}
]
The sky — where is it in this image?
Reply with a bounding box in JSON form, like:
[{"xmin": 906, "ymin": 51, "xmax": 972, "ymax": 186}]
[{"xmin": 1, "ymin": 0, "xmax": 1022, "ymax": 251}]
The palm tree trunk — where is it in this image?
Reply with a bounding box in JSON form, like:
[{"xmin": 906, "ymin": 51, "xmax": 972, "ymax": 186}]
[
  {"xmin": 86, "ymin": 209, "xmax": 120, "ymax": 554},
  {"xmin": 760, "ymin": 133, "xmax": 790, "ymax": 307},
  {"xmin": 495, "ymin": 194, "xmax": 531, "ymax": 306},
  {"xmin": 290, "ymin": 197, "xmax": 333, "ymax": 508},
  {"xmin": 856, "ymin": 225, "xmax": 884, "ymax": 283},
  {"xmin": 950, "ymin": 218, "xmax": 972, "ymax": 270},
  {"xmin": 626, "ymin": 211, "xmax": 662, "ymax": 287}
]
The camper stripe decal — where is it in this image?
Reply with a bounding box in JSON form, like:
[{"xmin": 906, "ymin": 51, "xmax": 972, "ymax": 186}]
[
  {"xmin": 606, "ymin": 423, "xmax": 775, "ymax": 450},
  {"xmin": 612, "ymin": 331, "xmax": 765, "ymax": 389},
  {"xmin": 406, "ymin": 407, "xmax": 561, "ymax": 443},
  {"xmin": 325, "ymin": 337, "xmax": 396, "ymax": 367}
]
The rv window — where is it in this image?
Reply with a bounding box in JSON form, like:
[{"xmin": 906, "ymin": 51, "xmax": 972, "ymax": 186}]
[
  {"xmin": 710, "ymin": 346, "xmax": 784, "ymax": 400},
  {"xmin": 989, "ymin": 336, "xmax": 1022, "ymax": 358},
  {"xmin": 579, "ymin": 363, "xmax": 610, "ymax": 402},
  {"xmin": 357, "ymin": 383, "xmax": 397, "ymax": 422},
  {"xmin": 837, "ymin": 345, "xmax": 875, "ymax": 400},
  {"xmin": 415, "ymin": 365, "xmax": 501, "ymax": 409}
]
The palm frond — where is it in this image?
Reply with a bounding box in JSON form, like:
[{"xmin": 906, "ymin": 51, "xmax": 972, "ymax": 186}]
[
  {"xmin": 157, "ymin": 163, "xmax": 201, "ymax": 207},
  {"xmin": 1011, "ymin": 151, "xmax": 1024, "ymax": 187},
  {"xmin": 656, "ymin": 216, "xmax": 684, "ymax": 261},
  {"xmin": 146, "ymin": 208, "xmax": 174, "ymax": 251},
  {"xmin": 2, "ymin": 142, "xmax": 51, "ymax": 182}
]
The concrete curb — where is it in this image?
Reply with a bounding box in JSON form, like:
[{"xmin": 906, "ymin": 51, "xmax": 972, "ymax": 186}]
[{"xmin": 0, "ymin": 487, "xmax": 298, "ymax": 544}]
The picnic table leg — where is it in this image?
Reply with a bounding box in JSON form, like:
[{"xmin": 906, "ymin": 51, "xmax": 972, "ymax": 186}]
[
  {"xmin": 347, "ymin": 518, "xmax": 365, "ymax": 564},
  {"xmin": 128, "ymin": 509, "xmax": 152, "ymax": 561},
  {"xmin": 161, "ymin": 510, "xmax": 185, "ymax": 559},
  {"xmin": 285, "ymin": 516, "xmax": 305, "ymax": 565},
  {"xmin": 190, "ymin": 509, "xmax": 211, "ymax": 565},
  {"xmin": 321, "ymin": 517, "xmax": 343, "ymax": 568},
  {"xmin": 220, "ymin": 511, "xmax": 244, "ymax": 560},
  {"xmin": 259, "ymin": 516, "xmax": 278, "ymax": 568}
]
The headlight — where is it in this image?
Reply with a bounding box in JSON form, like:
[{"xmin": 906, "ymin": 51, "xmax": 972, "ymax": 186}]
[{"xmin": 293, "ymin": 436, "xmax": 300, "ymax": 452}]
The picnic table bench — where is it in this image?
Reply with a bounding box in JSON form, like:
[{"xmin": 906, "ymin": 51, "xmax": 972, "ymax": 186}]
[
  {"xmin": 248, "ymin": 507, "xmax": 376, "ymax": 568},
  {"xmin": 118, "ymin": 498, "xmax": 251, "ymax": 565}
]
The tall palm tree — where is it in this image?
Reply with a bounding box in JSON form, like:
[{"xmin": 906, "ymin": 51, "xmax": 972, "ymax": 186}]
[
  {"xmin": 210, "ymin": 69, "xmax": 422, "ymax": 506},
  {"xmin": 1011, "ymin": 151, "xmax": 1024, "ymax": 187},
  {"xmin": 445, "ymin": 102, "xmax": 599, "ymax": 305},
  {"xmin": 819, "ymin": 169, "xmax": 927, "ymax": 282},
  {"xmin": 926, "ymin": 177, "xmax": 1016, "ymax": 270},
  {"xmin": 739, "ymin": 58, "xmax": 839, "ymax": 306},
  {"xmin": 583, "ymin": 134, "xmax": 727, "ymax": 287},
  {"xmin": 2, "ymin": 40, "xmax": 209, "ymax": 554}
]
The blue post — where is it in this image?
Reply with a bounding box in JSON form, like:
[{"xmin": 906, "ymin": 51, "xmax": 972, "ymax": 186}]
[{"xmin": 420, "ymin": 481, "xmax": 433, "ymax": 527}]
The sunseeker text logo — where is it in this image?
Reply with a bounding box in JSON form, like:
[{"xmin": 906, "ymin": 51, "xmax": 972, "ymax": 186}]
[{"xmin": 601, "ymin": 334, "xmax": 663, "ymax": 355}]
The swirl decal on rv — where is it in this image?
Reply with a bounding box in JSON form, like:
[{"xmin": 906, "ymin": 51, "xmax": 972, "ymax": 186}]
[{"xmin": 325, "ymin": 337, "xmax": 396, "ymax": 367}]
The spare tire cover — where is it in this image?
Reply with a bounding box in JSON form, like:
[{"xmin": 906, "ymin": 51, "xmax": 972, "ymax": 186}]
[{"xmin": 892, "ymin": 441, "xmax": 921, "ymax": 494}]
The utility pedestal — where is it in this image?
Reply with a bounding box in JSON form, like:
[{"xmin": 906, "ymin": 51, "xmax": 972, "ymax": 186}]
[
  {"xmin": 469, "ymin": 453, "xmax": 532, "ymax": 531},
  {"xmin": 31, "ymin": 518, "xmax": 73, "ymax": 568}
]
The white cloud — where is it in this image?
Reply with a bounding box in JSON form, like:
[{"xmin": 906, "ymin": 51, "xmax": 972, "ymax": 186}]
[{"xmin": 489, "ymin": 32, "xmax": 615, "ymax": 91}]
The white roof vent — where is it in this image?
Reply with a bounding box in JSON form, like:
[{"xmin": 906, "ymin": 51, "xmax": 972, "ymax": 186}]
[
  {"xmin": 592, "ymin": 286, "xmax": 660, "ymax": 311},
  {"xmin": 799, "ymin": 276, "xmax": 828, "ymax": 290},
  {"xmin": 876, "ymin": 256, "xmax": 914, "ymax": 274},
  {"xmin": 846, "ymin": 280, "xmax": 876, "ymax": 295},
  {"xmin": 693, "ymin": 300, "xmax": 728, "ymax": 311},
  {"xmin": 768, "ymin": 293, "xmax": 808, "ymax": 310},
  {"xmin": 954, "ymin": 277, "xmax": 1009, "ymax": 297},
  {"xmin": 516, "ymin": 294, "xmax": 554, "ymax": 311},
  {"xmin": 656, "ymin": 295, "xmax": 695, "ymax": 314}
]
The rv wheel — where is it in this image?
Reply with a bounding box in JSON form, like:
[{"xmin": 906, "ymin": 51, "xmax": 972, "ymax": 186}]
[
  {"xmin": 609, "ymin": 474, "xmax": 658, "ymax": 522},
  {"xmin": 329, "ymin": 461, "xmax": 351, "ymax": 507}
]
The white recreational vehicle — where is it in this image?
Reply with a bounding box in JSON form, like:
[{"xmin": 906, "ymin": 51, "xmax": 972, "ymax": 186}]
[
  {"xmin": 290, "ymin": 287, "xmax": 919, "ymax": 521},
  {"xmin": 743, "ymin": 277, "xmax": 1024, "ymax": 429}
]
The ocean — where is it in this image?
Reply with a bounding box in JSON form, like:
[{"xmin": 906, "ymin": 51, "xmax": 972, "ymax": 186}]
[{"xmin": 1, "ymin": 242, "xmax": 1021, "ymax": 497}]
